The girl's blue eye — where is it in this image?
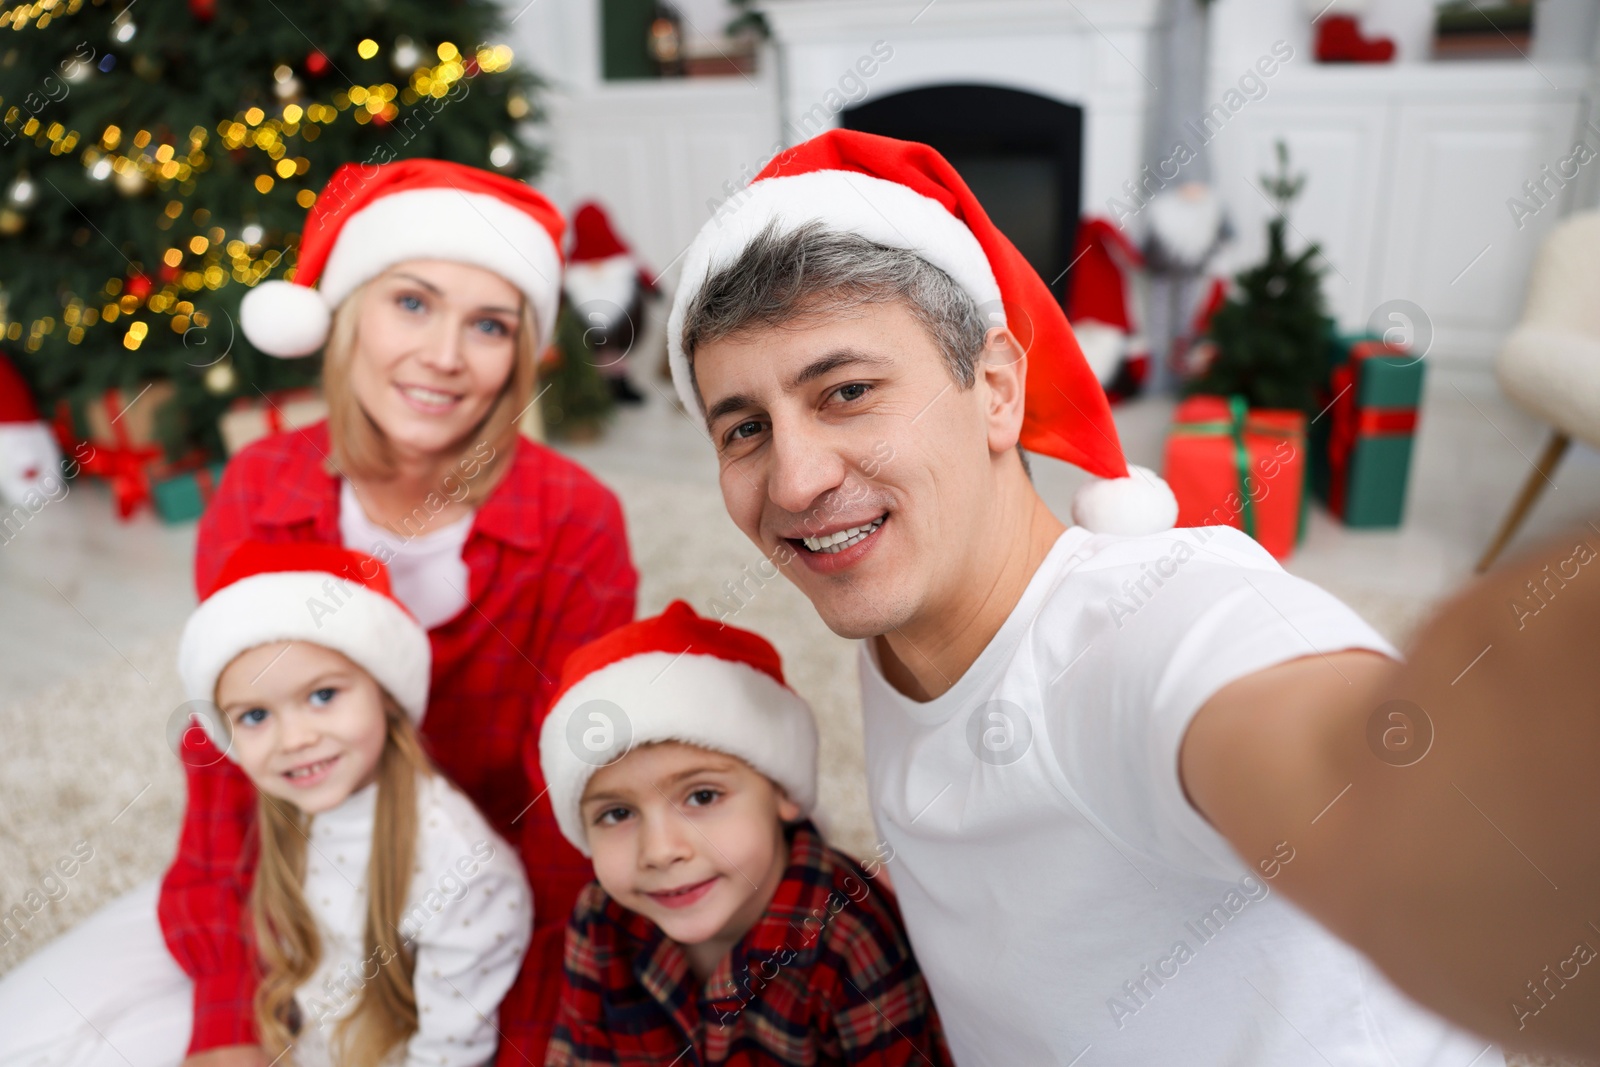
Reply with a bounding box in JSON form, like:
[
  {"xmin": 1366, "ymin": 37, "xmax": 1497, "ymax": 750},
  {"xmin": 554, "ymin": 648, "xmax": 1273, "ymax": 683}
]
[
  {"xmin": 238, "ymin": 707, "xmax": 268, "ymax": 727},
  {"xmin": 308, "ymin": 687, "xmax": 337, "ymax": 707},
  {"xmin": 686, "ymin": 788, "xmax": 720, "ymax": 807},
  {"xmin": 399, "ymin": 294, "xmax": 424, "ymax": 312}
]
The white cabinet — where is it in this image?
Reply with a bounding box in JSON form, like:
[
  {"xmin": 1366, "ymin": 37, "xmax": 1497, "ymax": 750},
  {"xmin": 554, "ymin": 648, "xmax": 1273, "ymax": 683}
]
[{"xmin": 1212, "ymin": 63, "xmax": 1590, "ymax": 363}]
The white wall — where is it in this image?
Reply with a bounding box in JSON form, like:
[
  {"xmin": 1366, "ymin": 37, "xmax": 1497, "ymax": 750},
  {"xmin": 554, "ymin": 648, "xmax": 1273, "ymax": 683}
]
[
  {"xmin": 1204, "ymin": 0, "xmax": 1593, "ymax": 362},
  {"xmin": 498, "ymin": 0, "xmax": 780, "ymax": 271}
]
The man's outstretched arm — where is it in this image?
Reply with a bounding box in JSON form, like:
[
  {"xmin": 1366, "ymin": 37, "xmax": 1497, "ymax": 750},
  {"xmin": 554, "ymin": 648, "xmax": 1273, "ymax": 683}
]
[{"xmin": 1182, "ymin": 524, "xmax": 1600, "ymax": 1060}]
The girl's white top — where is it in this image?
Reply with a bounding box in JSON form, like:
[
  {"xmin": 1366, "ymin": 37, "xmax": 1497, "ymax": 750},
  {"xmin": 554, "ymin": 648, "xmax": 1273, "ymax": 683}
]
[{"xmin": 292, "ymin": 771, "xmax": 532, "ymax": 1067}]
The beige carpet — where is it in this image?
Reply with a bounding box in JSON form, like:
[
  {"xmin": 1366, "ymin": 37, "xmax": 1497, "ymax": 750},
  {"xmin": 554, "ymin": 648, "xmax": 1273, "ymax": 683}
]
[{"xmin": 0, "ymin": 471, "xmax": 1580, "ymax": 1066}]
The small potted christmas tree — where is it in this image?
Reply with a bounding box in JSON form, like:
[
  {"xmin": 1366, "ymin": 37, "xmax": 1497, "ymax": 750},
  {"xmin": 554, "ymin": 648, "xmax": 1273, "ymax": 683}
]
[{"xmin": 1188, "ymin": 141, "xmax": 1327, "ymax": 415}]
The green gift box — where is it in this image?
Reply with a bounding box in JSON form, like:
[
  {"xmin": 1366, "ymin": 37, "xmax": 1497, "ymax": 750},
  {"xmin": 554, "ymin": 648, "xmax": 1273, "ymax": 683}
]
[
  {"xmin": 1311, "ymin": 339, "xmax": 1425, "ymax": 527},
  {"xmin": 152, "ymin": 460, "xmax": 227, "ymax": 525}
]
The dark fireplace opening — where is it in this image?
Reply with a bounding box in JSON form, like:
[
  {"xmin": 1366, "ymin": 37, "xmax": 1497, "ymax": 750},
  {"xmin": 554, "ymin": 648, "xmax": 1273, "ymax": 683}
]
[{"xmin": 841, "ymin": 84, "xmax": 1084, "ymax": 300}]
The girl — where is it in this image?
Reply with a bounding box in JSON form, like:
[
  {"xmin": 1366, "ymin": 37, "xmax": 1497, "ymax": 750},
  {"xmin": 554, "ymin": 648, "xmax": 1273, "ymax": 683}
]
[{"xmin": 177, "ymin": 540, "xmax": 533, "ymax": 1067}]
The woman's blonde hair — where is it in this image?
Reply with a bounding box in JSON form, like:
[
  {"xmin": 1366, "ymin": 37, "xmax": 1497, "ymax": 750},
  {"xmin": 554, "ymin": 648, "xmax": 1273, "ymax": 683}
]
[
  {"xmin": 321, "ymin": 275, "xmax": 540, "ymax": 506},
  {"xmin": 250, "ymin": 695, "xmax": 435, "ymax": 1067}
]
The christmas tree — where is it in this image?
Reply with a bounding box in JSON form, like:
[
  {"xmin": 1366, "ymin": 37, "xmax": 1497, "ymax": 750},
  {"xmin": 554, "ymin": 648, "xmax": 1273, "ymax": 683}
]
[
  {"xmin": 0, "ymin": 0, "xmax": 541, "ymax": 458},
  {"xmin": 1189, "ymin": 141, "xmax": 1327, "ymax": 414}
]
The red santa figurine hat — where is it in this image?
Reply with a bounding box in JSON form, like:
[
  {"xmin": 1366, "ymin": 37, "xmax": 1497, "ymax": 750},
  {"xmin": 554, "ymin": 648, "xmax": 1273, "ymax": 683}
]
[
  {"xmin": 562, "ymin": 201, "xmax": 657, "ymax": 331},
  {"xmin": 666, "ymin": 129, "xmax": 1176, "ymax": 536},
  {"xmin": 178, "ymin": 541, "xmax": 432, "ymax": 758},
  {"xmin": 0, "ymin": 352, "xmax": 64, "ymax": 507},
  {"xmin": 539, "ymin": 600, "xmax": 818, "ymax": 856},
  {"xmin": 239, "ymin": 158, "xmax": 566, "ymax": 358},
  {"xmin": 1067, "ymin": 216, "xmax": 1147, "ymax": 386}
]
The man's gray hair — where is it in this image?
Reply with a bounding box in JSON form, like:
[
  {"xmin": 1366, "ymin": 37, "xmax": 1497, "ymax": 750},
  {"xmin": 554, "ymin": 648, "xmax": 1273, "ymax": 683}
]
[{"xmin": 679, "ymin": 221, "xmax": 991, "ymax": 392}]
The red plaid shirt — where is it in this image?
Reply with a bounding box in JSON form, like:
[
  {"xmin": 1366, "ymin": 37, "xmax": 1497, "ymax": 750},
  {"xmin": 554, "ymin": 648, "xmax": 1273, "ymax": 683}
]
[
  {"xmin": 547, "ymin": 822, "xmax": 951, "ymax": 1067},
  {"xmin": 159, "ymin": 422, "xmax": 637, "ymax": 1062}
]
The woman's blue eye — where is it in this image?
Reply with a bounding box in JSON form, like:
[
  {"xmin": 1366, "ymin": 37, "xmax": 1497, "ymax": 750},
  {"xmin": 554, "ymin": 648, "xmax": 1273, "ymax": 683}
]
[
  {"xmin": 238, "ymin": 707, "xmax": 269, "ymax": 727},
  {"xmin": 834, "ymin": 382, "xmax": 868, "ymax": 402},
  {"xmin": 308, "ymin": 687, "xmax": 337, "ymax": 707},
  {"xmin": 399, "ymin": 294, "xmax": 424, "ymax": 312},
  {"xmin": 474, "ymin": 318, "xmax": 510, "ymax": 337},
  {"xmin": 686, "ymin": 788, "xmax": 720, "ymax": 807}
]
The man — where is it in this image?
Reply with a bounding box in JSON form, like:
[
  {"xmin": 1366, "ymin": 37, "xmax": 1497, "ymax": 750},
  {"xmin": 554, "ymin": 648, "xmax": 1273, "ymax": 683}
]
[{"xmin": 663, "ymin": 130, "xmax": 1600, "ymax": 1064}]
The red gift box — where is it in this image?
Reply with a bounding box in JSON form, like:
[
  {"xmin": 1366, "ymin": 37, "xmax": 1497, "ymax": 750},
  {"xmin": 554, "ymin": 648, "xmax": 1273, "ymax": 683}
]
[{"xmin": 1162, "ymin": 394, "xmax": 1307, "ymax": 559}]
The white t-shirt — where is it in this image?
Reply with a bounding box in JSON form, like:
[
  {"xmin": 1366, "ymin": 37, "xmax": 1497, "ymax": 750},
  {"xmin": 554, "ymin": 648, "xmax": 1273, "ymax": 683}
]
[
  {"xmin": 293, "ymin": 772, "xmax": 532, "ymax": 1067},
  {"xmin": 859, "ymin": 525, "xmax": 1500, "ymax": 1067},
  {"xmin": 339, "ymin": 480, "xmax": 474, "ymax": 630}
]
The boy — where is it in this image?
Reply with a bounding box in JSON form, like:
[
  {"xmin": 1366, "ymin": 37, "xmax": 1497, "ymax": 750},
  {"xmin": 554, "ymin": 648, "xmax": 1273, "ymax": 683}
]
[{"xmin": 539, "ymin": 601, "xmax": 950, "ymax": 1066}]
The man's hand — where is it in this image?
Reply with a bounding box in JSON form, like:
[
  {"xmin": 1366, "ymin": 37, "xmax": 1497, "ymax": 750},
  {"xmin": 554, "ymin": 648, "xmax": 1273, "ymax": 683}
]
[
  {"xmin": 180, "ymin": 1045, "xmax": 269, "ymax": 1067},
  {"xmin": 1182, "ymin": 523, "xmax": 1600, "ymax": 1060}
]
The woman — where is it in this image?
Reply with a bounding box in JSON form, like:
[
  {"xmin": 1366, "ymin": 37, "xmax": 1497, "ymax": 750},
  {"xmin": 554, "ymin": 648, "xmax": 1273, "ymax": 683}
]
[{"xmin": 0, "ymin": 159, "xmax": 636, "ymax": 1066}]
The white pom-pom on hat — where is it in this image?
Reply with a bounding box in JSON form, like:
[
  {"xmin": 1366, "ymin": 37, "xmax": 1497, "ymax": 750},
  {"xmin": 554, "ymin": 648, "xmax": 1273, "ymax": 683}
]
[
  {"xmin": 239, "ymin": 280, "xmax": 334, "ymax": 358},
  {"xmin": 1072, "ymin": 465, "xmax": 1179, "ymax": 536}
]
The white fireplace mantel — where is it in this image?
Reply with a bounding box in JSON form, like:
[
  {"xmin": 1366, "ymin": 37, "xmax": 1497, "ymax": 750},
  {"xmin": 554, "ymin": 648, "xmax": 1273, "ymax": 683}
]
[{"xmin": 757, "ymin": 0, "xmax": 1167, "ymax": 213}]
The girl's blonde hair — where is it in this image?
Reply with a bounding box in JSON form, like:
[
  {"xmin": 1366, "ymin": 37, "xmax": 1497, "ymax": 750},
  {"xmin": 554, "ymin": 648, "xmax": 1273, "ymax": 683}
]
[
  {"xmin": 250, "ymin": 694, "xmax": 435, "ymax": 1067},
  {"xmin": 321, "ymin": 276, "xmax": 540, "ymax": 506}
]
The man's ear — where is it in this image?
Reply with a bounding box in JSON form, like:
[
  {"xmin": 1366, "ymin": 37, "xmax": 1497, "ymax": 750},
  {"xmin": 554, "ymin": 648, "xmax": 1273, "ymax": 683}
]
[{"xmin": 979, "ymin": 325, "xmax": 1028, "ymax": 455}]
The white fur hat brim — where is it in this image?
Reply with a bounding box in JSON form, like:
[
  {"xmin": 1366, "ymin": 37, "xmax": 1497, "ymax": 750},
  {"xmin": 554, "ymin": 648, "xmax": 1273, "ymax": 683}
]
[
  {"xmin": 666, "ymin": 169, "xmax": 1004, "ymax": 421},
  {"xmin": 177, "ymin": 571, "xmax": 432, "ymax": 760},
  {"xmin": 241, "ymin": 187, "xmax": 563, "ymax": 358},
  {"xmin": 538, "ymin": 651, "xmax": 819, "ymax": 856}
]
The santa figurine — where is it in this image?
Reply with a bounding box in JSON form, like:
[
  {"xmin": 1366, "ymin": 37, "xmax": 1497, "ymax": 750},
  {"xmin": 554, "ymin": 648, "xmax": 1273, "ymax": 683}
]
[
  {"xmin": 1065, "ymin": 216, "xmax": 1149, "ymax": 401},
  {"xmin": 562, "ymin": 201, "xmax": 659, "ymax": 406},
  {"xmin": 0, "ymin": 351, "xmax": 65, "ymax": 510},
  {"xmin": 1309, "ymin": 0, "xmax": 1397, "ymax": 62},
  {"xmin": 1143, "ymin": 182, "xmax": 1231, "ymax": 391}
]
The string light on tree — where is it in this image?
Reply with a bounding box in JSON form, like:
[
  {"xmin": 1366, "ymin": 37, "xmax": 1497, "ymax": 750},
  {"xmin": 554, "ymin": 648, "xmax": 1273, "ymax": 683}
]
[
  {"xmin": 488, "ymin": 135, "xmax": 515, "ymax": 170},
  {"xmin": 392, "ymin": 35, "xmax": 422, "ymax": 72},
  {"xmin": 272, "ymin": 63, "xmax": 302, "ymax": 102},
  {"xmin": 203, "ymin": 357, "xmax": 236, "ymax": 395},
  {"xmin": 7, "ymin": 174, "xmax": 35, "ymax": 208}
]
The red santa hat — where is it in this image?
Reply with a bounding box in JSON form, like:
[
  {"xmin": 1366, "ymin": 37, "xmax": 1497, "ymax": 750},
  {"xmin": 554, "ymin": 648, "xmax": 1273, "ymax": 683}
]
[
  {"xmin": 178, "ymin": 541, "xmax": 432, "ymax": 759},
  {"xmin": 538, "ymin": 600, "xmax": 817, "ymax": 856},
  {"xmin": 1067, "ymin": 217, "xmax": 1144, "ymax": 334},
  {"xmin": 239, "ymin": 158, "xmax": 566, "ymax": 359},
  {"xmin": 1068, "ymin": 216, "xmax": 1147, "ymax": 387},
  {"xmin": 566, "ymin": 200, "xmax": 658, "ymax": 297},
  {"xmin": 0, "ymin": 352, "xmax": 42, "ymax": 424},
  {"xmin": 666, "ymin": 130, "xmax": 1176, "ymax": 536}
]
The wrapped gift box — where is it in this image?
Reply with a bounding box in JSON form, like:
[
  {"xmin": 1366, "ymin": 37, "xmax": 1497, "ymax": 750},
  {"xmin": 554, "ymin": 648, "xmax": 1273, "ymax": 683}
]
[
  {"xmin": 1163, "ymin": 394, "xmax": 1307, "ymax": 560},
  {"xmin": 78, "ymin": 380, "xmax": 176, "ymax": 449},
  {"xmin": 152, "ymin": 459, "xmax": 228, "ymax": 524},
  {"xmin": 219, "ymin": 388, "xmax": 326, "ymax": 456},
  {"xmin": 52, "ymin": 383, "xmax": 178, "ymax": 520},
  {"xmin": 1311, "ymin": 339, "xmax": 1425, "ymax": 527}
]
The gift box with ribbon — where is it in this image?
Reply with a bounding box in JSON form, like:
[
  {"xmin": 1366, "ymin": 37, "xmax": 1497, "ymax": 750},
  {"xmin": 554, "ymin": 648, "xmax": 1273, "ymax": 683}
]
[
  {"xmin": 1311, "ymin": 339, "xmax": 1424, "ymax": 527},
  {"xmin": 218, "ymin": 388, "xmax": 327, "ymax": 456},
  {"xmin": 152, "ymin": 460, "xmax": 228, "ymax": 524},
  {"xmin": 51, "ymin": 384, "xmax": 175, "ymax": 520},
  {"xmin": 1163, "ymin": 394, "xmax": 1308, "ymax": 560}
]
